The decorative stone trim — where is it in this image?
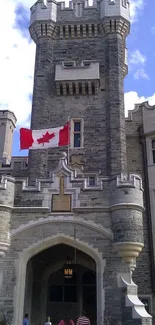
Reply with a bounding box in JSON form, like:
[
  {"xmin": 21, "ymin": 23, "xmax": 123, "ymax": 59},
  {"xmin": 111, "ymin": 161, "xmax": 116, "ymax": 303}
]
[
  {"xmin": 11, "ymin": 215, "xmax": 113, "ymax": 239},
  {"xmin": 113, "ymin": 242, "xmax": 144, "ymax": 263},
  {"xmin": 0, "ymin": 175, "xmax": 15, "ymax": 190},
  {"xmin": 110, "ymin": 203, "xmax": 144, "ymax": 213},
  {"xmin": 116, "ymin": 173, "xmax": 143, "ymax": 190},
  {"xmin": 102, "ymin": 18, "xmax": 130, "ymax": 37},
  {"xmin": 29, "ymin": 21, "xmax": 58, "ymax": 43},
  {"xmin": 0, "ymin": 242, "xmax": 10, "ymax": 257},
  {"xmin": 56, "ymin": 80, "xmax": 99, "ymax": 96},
  {"xmin": 13, "ymin": 207, "xmax": 50, "ymax": 213},
  {"xmin": 13, "ymin": 234, "xmax": 105, "ymax": 325},
  {"xmin": 119, "ymin": 275, "xmax": 152, "ymax": 320},
  {"xmin": 74, "ymin": 206, "xmax": 109, "ymax": 212},
  {"xmin": 15, "ymin": 178, "xmax": 41, "ymax": 192},
  {"xmin": 58, "ymin": 23, "xmax": 100, "ymax": 39},
  {"xmin": 15, "ymin": 154, "xmax": 107, "ymax": 193},
  {"xmin": 0, "ymin": 205, "xmax": 13, "ymax": 211}
]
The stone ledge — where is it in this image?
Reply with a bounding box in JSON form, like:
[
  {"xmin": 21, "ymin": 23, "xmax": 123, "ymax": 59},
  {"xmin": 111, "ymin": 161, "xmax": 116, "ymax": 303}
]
[
  {"xmin": 13, "ymin": 207, "xmax": 50, "ymax": 213},
  {"xmin": 110, "ymin": 203, "xmax": 144, "ymax": 212},
  {"xmin": 0, "ymin": 204, "xmax": 13, "ymax": 211}
]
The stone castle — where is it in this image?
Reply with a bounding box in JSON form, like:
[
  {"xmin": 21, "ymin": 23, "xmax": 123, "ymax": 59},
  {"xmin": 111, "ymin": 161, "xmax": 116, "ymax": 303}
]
[{"xmin": 0, "ymin": 0, "xmax": 155, "ymax": 324}]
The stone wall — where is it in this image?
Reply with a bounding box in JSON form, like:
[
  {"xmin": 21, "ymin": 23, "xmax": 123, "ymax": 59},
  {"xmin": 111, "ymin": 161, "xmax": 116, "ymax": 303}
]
[{"xmin": 126, "ymin": 108, "xmax": 155, "ymax": 318}]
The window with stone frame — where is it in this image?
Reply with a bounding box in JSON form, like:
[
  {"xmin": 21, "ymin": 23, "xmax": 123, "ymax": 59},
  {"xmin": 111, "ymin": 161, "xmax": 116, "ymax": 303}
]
[
  {"xmin": 152, "ymin": 139, "xmax": 155, "ymax": 164},
  {"xmin": 88, "ymin": 176, "xmax": 96, "ymax": 187},
  {"xmin": 71, "ymin": 119, "xmax": 83, "ymax": 148},
  {"xmin": 139, "ymin": 296, "xmax": 151, "ymax": 314}
]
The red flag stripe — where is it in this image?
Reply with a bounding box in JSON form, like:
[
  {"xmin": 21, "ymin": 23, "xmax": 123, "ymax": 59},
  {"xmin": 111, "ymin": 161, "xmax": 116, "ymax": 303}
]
[
  {"xmin": 20, "ymin": 128, "xmax": 34, "ymax": 150},
  {"xmin": 59, "ymin": 122, "xmax": 70, "ymax": 147}
]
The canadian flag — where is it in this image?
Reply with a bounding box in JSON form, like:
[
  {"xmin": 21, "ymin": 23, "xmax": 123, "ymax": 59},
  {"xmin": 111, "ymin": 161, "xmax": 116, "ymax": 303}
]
[{"xmin": 20, "ymin": 122, "xmax": 70, "ymax": 150}]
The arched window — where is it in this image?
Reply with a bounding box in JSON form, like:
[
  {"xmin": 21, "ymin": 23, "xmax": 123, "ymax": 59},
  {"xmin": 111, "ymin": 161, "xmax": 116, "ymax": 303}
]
[
  {"xmin": 48, "ymin": 269, "xmax": 77, "ymax": 303},
  {"xmin": 82, "ymin": 271, "xmax": 96, "ymax": 308}
]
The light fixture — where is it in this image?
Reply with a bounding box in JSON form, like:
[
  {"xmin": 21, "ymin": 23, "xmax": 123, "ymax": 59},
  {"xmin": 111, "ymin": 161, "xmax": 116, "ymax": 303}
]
[
  {"xmin": 63, "ymin": 227, "xmax": 77, "ymax": 279},
  {"xmin": 63, "ymin": 257, "xmax": 74, "ymax": 279}
]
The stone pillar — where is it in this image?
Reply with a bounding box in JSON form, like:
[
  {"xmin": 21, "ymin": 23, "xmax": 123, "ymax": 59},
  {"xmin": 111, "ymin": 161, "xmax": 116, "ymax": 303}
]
[
  {"xmin": 28, "ymin": 36, "xmax": 54, "ymax": 183},
  {"xmin": 103, "ymin": 19, "xmax": 129, "ymax": 176},
  {"xmin": 28, "ymin": 1, "xmax": 57, "ymax": 183},
  {"xmin": 0, "ymin": 111, "xmax": 16, "ymax": 165},
  {"xmin": 0, "ymin": 175, "xmax": 15, "ymax": 324}
]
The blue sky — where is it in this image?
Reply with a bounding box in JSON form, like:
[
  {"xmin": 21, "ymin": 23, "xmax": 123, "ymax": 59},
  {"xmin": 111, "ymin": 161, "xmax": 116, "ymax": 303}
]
[{"xmin": 0, "ymin": 0, "xmax": 155, "ymax": 157}]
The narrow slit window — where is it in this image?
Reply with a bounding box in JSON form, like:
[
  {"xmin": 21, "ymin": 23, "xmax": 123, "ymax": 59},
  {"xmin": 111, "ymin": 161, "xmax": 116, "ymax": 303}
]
[
  {"xmin": 122, "ymin": 0, "xmax": 127, "ymax": 7},
  {"xmin": 88, "ymin": 177, "xmax": 96, "ymax": 186},
  {"xmin": 72, "ymin": 120, "xmax": 82, "ymax": 148},
  {"xmin": 152, "ymin": 140, "xmax": 155, "ymax": 163}
]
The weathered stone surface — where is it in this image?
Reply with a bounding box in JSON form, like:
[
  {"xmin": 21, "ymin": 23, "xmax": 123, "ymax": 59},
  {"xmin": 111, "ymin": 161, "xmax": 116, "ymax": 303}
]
[{"xmin": 0, "ymin": 1, "xmax": 154, "ymax": 325}]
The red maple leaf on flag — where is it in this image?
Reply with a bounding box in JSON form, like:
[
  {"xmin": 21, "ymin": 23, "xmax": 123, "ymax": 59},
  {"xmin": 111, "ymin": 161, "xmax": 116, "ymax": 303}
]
[{"xmin": 37, "ymin": 132, "xmax": 55, "ymax": 145}]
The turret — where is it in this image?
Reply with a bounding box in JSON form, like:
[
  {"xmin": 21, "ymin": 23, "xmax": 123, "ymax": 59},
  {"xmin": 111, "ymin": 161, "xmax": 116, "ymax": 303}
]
[
  {"xmin": 0, "ymin": 175, "xmax": 15, "ymax": 256},
  {"xmin": 0, "ymin": 110, "xmax": 16, "ymax": 165},
  {"xmin": 29, "ymin": 0, "xmax": 57, "ymax": 43},
  {"xmin": 28, "ymin": 0, "xmax": 58, "ymax": 182},
  {"xmin": 110, "ymin": 173, "xmax": 144, "ymax": 264},
  {"xmin": 101, "ymin": 0, "xmax": 130, "ymax": 23}
]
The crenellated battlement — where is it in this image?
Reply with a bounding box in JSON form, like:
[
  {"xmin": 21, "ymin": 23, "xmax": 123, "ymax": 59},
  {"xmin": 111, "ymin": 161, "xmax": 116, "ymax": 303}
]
[
  {"xmin": 30, "ymin": 0, "xmax": 57, "ymax": 25},
  {"xmin": 0, "ymin": 110, "xmax": 16, "ymax": 128},
  {"xmin": 110, "ymin": 173, "xmax": 144, "ymax": 209},
  {"xmin": 57, "ymin": 0, "xmax": 98, "ymax": 10},
  {"xmin": 116, "ymin": 173, "xmax": 143, "ymax": 190},
  {"xmin": 100, "ymin": 0, "xmax": 130, "ymax": 22},
  {"xmin": 30, "ymin": 0, "xmax": 130, "ymax": 30},
  {"xmin": 0, "ymin": 175, "xmax": 15, "ymax": 207}
]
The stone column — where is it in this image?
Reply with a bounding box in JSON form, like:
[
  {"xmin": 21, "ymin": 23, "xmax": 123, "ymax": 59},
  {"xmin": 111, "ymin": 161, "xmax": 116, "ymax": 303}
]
[{"xmin": 103, "ymin": 19, "xmax": 129, "ymax": 176}]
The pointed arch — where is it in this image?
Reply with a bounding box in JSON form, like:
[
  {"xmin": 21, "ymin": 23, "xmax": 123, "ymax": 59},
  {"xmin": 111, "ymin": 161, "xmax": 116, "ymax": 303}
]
[{"xmin": 13, "ymin": 234, "xmax": 105, "ymax": 325}]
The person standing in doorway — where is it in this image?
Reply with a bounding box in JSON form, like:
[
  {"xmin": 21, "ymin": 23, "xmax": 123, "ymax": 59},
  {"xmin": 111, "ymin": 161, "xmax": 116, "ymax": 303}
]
[
  {"xmin": 76, "ymin": 311, "xmax": 90, "ymax": 325},
  {"xmin": 58, "ymin": 315, "xmax": 74, "ymax": 325},
  {"xmin": 45, "ymin": 316, "xmax": 52, "ymax": 325},
  {"xmin": 23, "ymin": 314, "xmax": 29, "ymax": 325}
]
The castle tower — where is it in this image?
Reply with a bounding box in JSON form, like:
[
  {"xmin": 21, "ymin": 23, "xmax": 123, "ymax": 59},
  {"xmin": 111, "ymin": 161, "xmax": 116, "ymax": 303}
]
[
  {"xmin": 28, "ymin": 0, "xmax": 130, "ymax": 181},
  {"xmin": 0, "ymin": 110, "xmax": 17, "ymax": 165},
  {"xmin": 0, "ymin": 1, "xmax": 153, "ymax": 325}
]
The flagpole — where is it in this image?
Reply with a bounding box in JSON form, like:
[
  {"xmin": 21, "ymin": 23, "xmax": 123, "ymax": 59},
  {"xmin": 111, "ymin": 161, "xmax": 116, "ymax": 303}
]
[{"xmin": 67, "ymin": 115, "xmax": 70, "ymax": 165}]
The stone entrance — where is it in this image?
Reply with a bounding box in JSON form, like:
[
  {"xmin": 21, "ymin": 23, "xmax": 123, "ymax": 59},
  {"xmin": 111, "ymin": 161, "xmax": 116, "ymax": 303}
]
[
  {"xmin": 24, "ymin": 244, "xmax": 97, "ymax": 325},
  {"xmin": 13, "ymin": 234, "xmax": 104, "ymax": 325}
]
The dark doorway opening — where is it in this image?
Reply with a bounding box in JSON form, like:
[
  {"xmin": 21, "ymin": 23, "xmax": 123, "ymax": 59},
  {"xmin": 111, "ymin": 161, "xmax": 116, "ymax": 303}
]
[{"xmin": 24, "ymin": 244, "xmax": 96, "ymax": 325}]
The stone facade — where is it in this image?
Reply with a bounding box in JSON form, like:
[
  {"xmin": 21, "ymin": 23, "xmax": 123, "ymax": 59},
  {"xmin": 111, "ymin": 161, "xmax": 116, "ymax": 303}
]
[{"xmin": 0, "ymin": 0, "xmax": 154, "ymax": 325}]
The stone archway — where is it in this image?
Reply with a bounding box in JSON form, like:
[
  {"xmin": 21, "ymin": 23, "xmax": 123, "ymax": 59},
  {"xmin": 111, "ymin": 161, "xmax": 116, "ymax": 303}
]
[
  {"xmin": 39, "ymin": 249, "xmax": 96, "ymax": 324},
  {"xmin": 13, "ymin": 235, "xmax": 105, "ymax": 325}
]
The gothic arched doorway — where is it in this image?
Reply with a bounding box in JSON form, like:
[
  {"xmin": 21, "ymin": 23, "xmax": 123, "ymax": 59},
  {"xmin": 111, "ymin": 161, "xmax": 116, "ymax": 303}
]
[{"xmin": 24, "ymin": 244, "xmax": 97, "ymax": 325}]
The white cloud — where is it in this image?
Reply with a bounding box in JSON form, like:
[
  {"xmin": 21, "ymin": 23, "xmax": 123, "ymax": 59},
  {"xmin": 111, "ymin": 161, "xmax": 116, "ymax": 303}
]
[
  {"xmin": 129, "ymin": 50, "xmax": 146, "ymax": 66},
  {"xmin": 124, "ymin": 92, "xmax": 155, "ymax": 117},
  {"xmin": 134, "ymin": 68, "xmax": 149, "ymax": 80},
  {"xmin": 0, "ymin": 0, "xmax": 35, "ymax": 127},
  {"xmin": 130, "ymin": 0, "xmax": 144, "ymax": 22}
]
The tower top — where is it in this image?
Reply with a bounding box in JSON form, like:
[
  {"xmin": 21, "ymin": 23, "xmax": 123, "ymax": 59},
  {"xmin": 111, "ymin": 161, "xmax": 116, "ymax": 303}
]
[
  {"xmin": 30, "ymin": 0, "xmax": 57, "ymax": 26},
  {"xmin": 0, "ymin": 110, "xmax": 17, "ymax": 165},
  {"xmin": 100, "ymin": 0, "xmax": 130, "ymax": 22},
  {"xmin": 30, "ymin": 0, "xmax": 130, "ymax": 28}
]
